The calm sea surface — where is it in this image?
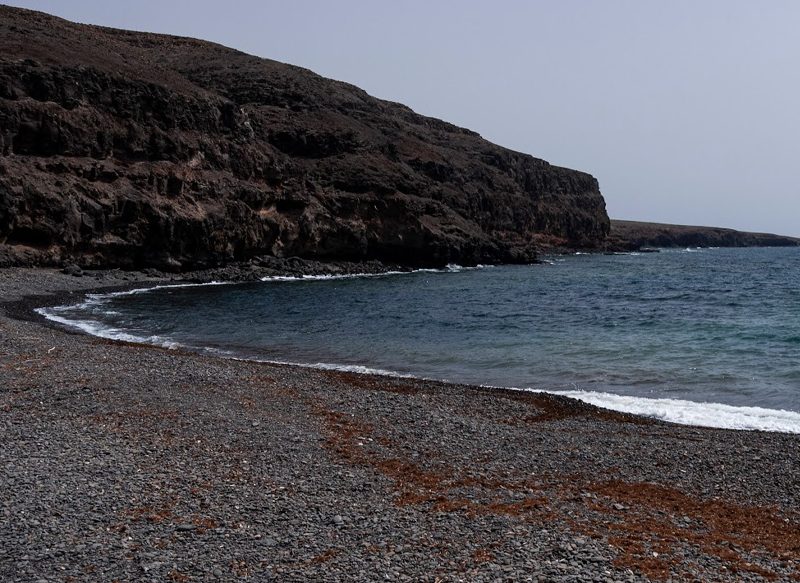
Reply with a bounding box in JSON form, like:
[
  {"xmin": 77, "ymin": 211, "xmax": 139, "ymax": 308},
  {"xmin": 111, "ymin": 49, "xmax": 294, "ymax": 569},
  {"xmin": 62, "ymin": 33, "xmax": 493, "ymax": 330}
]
[{"xmin": 42, "ymin": 247, "xmax": 800, "ymax": 431}]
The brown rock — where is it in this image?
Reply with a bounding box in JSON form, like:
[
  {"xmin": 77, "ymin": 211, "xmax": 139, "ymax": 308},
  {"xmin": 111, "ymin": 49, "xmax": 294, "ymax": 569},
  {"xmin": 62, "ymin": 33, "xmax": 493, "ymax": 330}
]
[
  {"xmin": 608, "ymin": 220, "xmax": 800, "ymax": 250},
  {"xmin": 0, "ymin": 6, "xmax": 610, "ymax": 270}
]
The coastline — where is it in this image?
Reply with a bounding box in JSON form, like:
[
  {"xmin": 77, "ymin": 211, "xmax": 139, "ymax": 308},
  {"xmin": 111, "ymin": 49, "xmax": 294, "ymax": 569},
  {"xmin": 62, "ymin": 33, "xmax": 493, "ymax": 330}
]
[
  {"xmin": 24, "ymin": 263, "xmax": 800, "ymax": 435},
  {"xmin": 2, "ymin": 268, "xmax": 799, "ymax": 581}
]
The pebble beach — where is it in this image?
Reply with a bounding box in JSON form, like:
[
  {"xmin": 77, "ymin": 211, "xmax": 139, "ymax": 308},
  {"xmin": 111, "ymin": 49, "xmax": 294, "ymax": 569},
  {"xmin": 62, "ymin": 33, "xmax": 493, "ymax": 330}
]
[{"xmin": 2, "ymin": 268, "xmax": 799, "ymax": 582}]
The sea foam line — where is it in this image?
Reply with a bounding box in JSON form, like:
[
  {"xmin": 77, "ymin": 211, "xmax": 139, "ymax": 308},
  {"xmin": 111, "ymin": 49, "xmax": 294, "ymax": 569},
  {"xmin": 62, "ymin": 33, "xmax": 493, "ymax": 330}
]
[
  {"xmin": 259, "ymin": 263, "xmax": 491, "ymax": 282},
  {"xmin": 40, "ymin": 280, "xmax": 233, "ymax": 314},
  {"xmin": 534, "ymin": 389, "xmax": 800, "ymax": 434},
  {"xmin": 34, "ymin": 266, "xmax": 486, "ymax": 352},
  {"xmin": 38, "ymin": 265, "xmax": 486, "ymax": 318},
  {"xmin": 230, "ymin": 357, "xmax": 419, "ymax": 379},
  {"xmin": 34, "ymin": 281, "xmax": 232, "ymax": 349},
  {"xmin": 35, "ymin": 309, "xmax": 183, "ymax": 350}
]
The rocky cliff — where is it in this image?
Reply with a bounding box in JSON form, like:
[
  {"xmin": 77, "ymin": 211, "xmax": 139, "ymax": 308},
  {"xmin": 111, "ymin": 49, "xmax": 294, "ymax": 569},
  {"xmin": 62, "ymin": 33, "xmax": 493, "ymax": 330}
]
[
  {"xmin": 609, "ymin": 220, "xmax": 800, "ymax": 249},
  {"xmin": 0, "ymin": 6, "xmax": 610, "ymax": 270}
]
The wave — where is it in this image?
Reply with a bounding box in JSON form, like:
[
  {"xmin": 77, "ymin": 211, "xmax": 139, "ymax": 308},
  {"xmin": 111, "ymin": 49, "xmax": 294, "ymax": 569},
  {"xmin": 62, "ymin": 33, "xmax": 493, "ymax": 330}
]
[
  {"xmin": 35, "ymin": 308, "xmax": 184, "ymax": 350},
  {"xmin": 537, "ymin": 389, "xmax": 800, "ymax": 434},
  {"xmin": 35, "ymin": 280, "xmax": 233, "ymax": 346},
  {"xmin": 35, "ymin": 280, "xmax": 231, "ymax": 350},
  {"xmin": 235, "ymin": 358, "xmax": 418, "ymax": 379},
  {"xmin": 260, "ymin": 263, "xmax": 490, "ymax": 282},
  {"xmin": 44, "ymin": 280, "xmax": 232, "ymax": 312},
  {"xmin": 87, "ymin": 280, "xmax": 231, "ymax": 299}
]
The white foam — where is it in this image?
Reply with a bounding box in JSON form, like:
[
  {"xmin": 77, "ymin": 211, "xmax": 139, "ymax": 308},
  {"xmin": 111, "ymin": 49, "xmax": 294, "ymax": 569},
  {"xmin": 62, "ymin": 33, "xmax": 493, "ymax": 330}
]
[
  {"xmin": 530, "ymin": 389, "xmax": 800, "ymax": 434},
  {"xmin": 259, "ymin": 264, "xmax": 490, "ymax": 282},
  {"xmin": 35, "ymin": 308, "xmax": 182, "ymax": 349},
  {"xmin": 261, "ymin": 271, "xmax": 410, "ymax": 282},
  {"xmin": 44, "ymin": 280, "xmax": 232, "ymax": 314},
  {"xmin": 92, "ymin": 280, "xmax": 230, "ymax": 298},
  {"xmin": 36, "ymin": 280, "xmax": 234, "ymax": 345},
  {"xmin": 35, "ymin": 282, "xmax": 235, "ymax": 348},
  {"xmin": 242, "ymin": 359, "xmax": 418, "ymax": 378}
]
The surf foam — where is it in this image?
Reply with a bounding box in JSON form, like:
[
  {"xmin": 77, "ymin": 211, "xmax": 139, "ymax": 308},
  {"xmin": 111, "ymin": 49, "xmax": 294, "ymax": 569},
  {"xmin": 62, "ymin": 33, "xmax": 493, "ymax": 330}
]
[
  {"xmin": 540, "ymin": 389, "xmax": 800, "ymax": 434},
  {"xmin": 35, "ymin": 308, "xmax": 182, "ymax": 349},
  {"xmin": 35, "ymin": 281, "xmax": 231, "ymax": 349},
  {"xmin": 235, "ymin": 358, "xmax": 418, "ymax": 379},
  {"xmin": 260, "ymin": 264, "xmax": 490, "ymax": 282}
]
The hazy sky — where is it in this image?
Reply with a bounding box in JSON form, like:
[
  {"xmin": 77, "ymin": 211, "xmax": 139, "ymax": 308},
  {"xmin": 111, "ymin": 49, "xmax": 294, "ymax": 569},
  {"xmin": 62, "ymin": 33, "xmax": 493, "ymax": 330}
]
[{"xmin": 6, "ymin": 1, "xmax": 800, "ymax": 235}]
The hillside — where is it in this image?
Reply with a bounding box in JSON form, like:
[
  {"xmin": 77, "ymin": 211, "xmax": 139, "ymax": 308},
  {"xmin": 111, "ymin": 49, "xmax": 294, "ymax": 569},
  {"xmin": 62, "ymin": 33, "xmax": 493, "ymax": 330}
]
[
  {"xmin": 609, "ymin": 220, "xmax": 800, "ymax": 249},
  {"xmin": 0, "ymin": 6, "xmax": 610, "ymax": 270}
]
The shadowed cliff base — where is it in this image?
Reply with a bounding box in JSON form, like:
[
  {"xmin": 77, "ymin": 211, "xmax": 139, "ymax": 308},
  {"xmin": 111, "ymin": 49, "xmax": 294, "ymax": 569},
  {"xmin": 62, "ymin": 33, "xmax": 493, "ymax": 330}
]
[
  {"xmin": 609, "ymin": 219, "xmax": 800, "ymax": 250},
  {"xmin": 0, "ymin": 6, "xmax": 610, "ymax": 271}
]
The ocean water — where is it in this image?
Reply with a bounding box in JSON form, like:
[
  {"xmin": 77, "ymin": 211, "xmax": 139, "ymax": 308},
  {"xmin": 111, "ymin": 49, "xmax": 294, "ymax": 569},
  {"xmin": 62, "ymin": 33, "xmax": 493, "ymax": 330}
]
[{"xmin": 40, "ymin": 247, "xmax": 800, "ymax": 433}]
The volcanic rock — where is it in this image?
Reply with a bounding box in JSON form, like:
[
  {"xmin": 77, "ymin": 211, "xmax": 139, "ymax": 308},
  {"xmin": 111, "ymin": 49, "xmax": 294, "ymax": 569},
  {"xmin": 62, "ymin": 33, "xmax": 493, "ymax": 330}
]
[
  {"xmin": 609, "ymin": 220, "xmax": 800, "ymax": 250},
  {"xmin": 0, "ymin": 6, "xmax": 610, "ymax": 270}
]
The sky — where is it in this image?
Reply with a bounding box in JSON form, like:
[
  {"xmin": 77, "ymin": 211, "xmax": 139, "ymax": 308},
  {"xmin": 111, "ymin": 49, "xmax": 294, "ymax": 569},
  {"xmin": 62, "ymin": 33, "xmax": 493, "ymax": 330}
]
[{"xmin": 6, "ymin": 1, "xmax": 800, "ymax": 236}]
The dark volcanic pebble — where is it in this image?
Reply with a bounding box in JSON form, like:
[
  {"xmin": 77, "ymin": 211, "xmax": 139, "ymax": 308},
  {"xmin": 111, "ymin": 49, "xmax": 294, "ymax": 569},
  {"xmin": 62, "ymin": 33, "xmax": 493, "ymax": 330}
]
[{"xmin": 1, "ymin": 268, "xmax": 799, "ymax": 582}]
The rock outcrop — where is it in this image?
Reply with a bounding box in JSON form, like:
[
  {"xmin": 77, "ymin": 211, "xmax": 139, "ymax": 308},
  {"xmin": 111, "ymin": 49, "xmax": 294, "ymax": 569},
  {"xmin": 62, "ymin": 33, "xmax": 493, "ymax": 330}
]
[
  {"xmin": 609, "ymin": 220, "xmax": 800, "ymax": 250},
  {"xmin": 0, "ymin": 6, "xmax": 610, "ymax": 270}
]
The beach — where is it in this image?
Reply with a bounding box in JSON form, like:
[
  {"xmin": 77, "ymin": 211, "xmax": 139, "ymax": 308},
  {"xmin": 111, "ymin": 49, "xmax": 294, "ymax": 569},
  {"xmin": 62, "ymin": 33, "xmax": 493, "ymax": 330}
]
[{"xmin": 2, "ymin": 268, "xmax": 799, "ymax": 582}]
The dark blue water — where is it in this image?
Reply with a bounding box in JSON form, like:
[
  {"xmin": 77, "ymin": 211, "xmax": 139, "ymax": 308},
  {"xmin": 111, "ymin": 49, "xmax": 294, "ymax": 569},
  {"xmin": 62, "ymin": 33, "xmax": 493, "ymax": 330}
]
[{"xmin": 43, "ymin": 248, "xmax": 800, "ymax": 431}]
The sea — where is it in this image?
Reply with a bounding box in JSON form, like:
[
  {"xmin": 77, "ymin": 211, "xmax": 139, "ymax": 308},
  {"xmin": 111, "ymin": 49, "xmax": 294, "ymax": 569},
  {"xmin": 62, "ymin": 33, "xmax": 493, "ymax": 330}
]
[{"xmin": 38, "ymin": 247, "xmax": 800, "ymax": 433}]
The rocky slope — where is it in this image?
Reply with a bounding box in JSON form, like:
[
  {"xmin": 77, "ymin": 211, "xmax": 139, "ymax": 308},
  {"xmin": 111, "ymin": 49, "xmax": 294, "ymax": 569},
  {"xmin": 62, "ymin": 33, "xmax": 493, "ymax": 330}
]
[
  {"xmin": 609, "ymin": 220, "xmax": 800, "ymax": 250},
  {"xmin": 0, "ymin": 6, "xmax": 610, "ymax": 270}
]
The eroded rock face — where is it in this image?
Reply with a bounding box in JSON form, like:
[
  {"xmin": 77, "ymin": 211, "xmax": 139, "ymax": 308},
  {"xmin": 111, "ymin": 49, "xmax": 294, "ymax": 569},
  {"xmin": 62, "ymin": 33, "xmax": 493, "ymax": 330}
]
[
  {"xmin": 0, "ymin": 6, "xmax": 610, "ymax": 270},
  {"xmin": 608, "ymin": 220, "xmax": 800, "ymax": 250}
]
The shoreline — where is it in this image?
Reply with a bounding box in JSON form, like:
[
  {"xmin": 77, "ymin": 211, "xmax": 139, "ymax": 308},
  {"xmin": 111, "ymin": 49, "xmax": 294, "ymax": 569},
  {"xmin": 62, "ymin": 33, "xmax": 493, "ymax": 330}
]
[
  {"xmin": 2, "ymin": 267, "xmax": 800, "ymax": 581},
  {"xmin": 19, "ymin": 267, "xmax": 800, "ymax": 435},
  {"xmin": 3, "ymin": 269, "xmax": 659, "ymax": 427}
]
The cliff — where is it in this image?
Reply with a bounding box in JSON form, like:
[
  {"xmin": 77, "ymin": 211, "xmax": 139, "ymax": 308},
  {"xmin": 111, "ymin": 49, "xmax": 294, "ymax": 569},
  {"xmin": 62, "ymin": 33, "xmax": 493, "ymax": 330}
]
[
  {"xmin": 609, "ymin": 220, "xmax": 800, "ymax": 250},
  {"xmin": 0, "ymin": 6, "xmax": 610, "ymax": 270}
]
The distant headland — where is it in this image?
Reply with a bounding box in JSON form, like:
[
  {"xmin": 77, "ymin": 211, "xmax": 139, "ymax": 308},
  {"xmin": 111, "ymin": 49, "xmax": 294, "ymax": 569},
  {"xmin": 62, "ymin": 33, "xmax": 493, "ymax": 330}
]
[{"xmin": 608, "ymin": 219, "xmax": 800, "ymax": 250}]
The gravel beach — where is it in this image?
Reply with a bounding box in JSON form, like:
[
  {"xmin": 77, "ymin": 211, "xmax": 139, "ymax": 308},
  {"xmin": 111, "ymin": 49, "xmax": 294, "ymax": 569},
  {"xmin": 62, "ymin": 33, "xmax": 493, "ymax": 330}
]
[{"xmin": 1, "ymin": 268, "xmax": 798, "ymax": 582}]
